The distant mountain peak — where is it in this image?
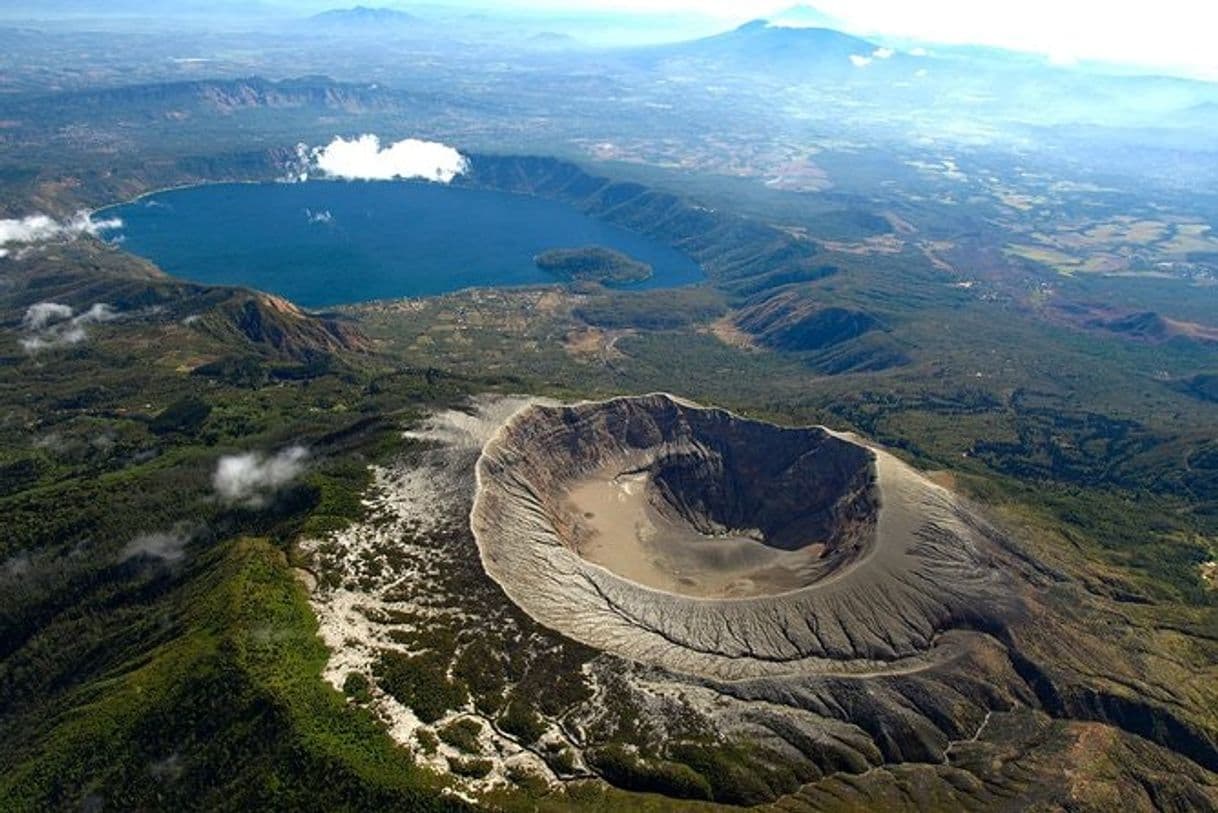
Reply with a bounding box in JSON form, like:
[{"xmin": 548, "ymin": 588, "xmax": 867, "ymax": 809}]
[
  {"xmin": 310, "ymin": 6, "xmax": 417, "ymax": 26},
  {"xmin": 735, "ymin": 19, "xmax": 771, "ymax": 33},
  {"xmin": 765, "ymin": 4, "xmax": 847, "ymax": 31},
  {"xmin": 721, "ymin": 18, "xmax": 877, "ymax": 51},
  {"xmin": 647, "ymin": 17, "xmax": 884, "ymax": 77}
]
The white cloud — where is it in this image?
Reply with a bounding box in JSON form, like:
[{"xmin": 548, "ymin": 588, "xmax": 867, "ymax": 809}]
[
  {"xmin": 18, "ymin": 302, "xmax": 118, "ymax": 353},
  {"xmin": 120, "ymin": 530, "xmax": 191, "ymax": 564},
  {"xmin": 909, "ymin": 47, "xmax": 929, "ymax": 57},
  {"xmin": 74, "ymin": 303, "xmax": 119, "ymax": 326},
  {"xmin": 0, "ymin": 214, "xmax": 64, "ymax": 244},
  {"xmin": 214, "ymin": 446, "xmax": 309, "ymax": 507},
  {"xmin": 0, "ymin": 211, "xmax": 122, "ymax": 253},
  {"xmin": 309, "ymin": 135, "xmax": 469, "ymax": 184},
  {"xmin": 849, "ymin": 54, "xmax": 873, "ymax": 68},
  {"xmin": 21, "ymin": 327, "xmax": 86, "ymax": 352},
  {"xmin": 22, "ymin": 302, "xmax": 74, "ymax": 331},
  {"xmin": 872, "ymin": 47, "xmax": 895, "ymax": 59}
]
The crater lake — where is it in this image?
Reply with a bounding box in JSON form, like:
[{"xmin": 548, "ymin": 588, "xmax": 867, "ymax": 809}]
[{"xmin": 102, "ymin": 181, "xmax": 704, "ymax": 308}]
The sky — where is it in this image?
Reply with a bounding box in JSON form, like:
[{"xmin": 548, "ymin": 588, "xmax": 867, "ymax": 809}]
[{"xmin": 431, "ymin": 0, "xmax": 1218, "ymax": 79}]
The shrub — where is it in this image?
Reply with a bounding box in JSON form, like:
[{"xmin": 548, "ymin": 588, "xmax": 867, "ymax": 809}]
[
  {"xmin": 543, "ymin": 748, "xmax": 577, "ymax": 775},
  {"xmin": 498, "ymin": 698, "xmax": 547, "ymax": 744},
  {"xmin": 414, "ymin": 729, "xmax": 439, "ymax": 755},
  {"xmin": 342, "ymin": 671, "xmax": 372, "ymax": 704},
  {"xmin": 150, "ymin": 396, "xmax": 213, "ymax": 436},
  {"xmin": 373, "ymin": 650, "xmax": 467, "ymax": 724},
  {"xmin": 437, "ymin": 718, "xmax": 482, "ymax": 754},
  {"xmin": 585, "ymin": 744, "xmax": 712, "ymax": 801},
  {"xmin": 446, "ymin": 756, "xmax": 493, "ymax": 779}
]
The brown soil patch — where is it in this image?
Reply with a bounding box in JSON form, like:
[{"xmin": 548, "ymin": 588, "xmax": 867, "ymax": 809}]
[
  {"xmin": 563, "ymin": 327, "xmax": 628, "ymax": 361},
  {"xmin": 707, "ymin": 316, "xmax": 756, "ymax": 349}
]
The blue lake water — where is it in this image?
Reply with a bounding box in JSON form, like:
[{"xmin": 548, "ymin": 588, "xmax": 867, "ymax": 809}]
[{"xmin": 102, "ymin": 181, "xmax": 703, "ymax": 309}]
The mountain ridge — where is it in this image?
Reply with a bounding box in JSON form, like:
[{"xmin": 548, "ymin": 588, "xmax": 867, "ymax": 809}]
[{"xmin": 309, "ymin": 6, "xmax": 418, "ymax": 28}]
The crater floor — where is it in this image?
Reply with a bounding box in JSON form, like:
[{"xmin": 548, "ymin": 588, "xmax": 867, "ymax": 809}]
[{"xmin": 564, "ymin": 466, "xmax": 826, "ymax": 598}]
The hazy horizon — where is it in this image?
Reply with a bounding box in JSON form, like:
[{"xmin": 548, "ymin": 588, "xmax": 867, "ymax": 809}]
[
  {"xmin": 377, "ymin": 0, "xmax": 1218, "ymax": 80},
  {"xmin": 418, "ymin": 0, "xmax": 1218, "ymax": 80},
  {"xmin": 2, "ymin": 1, "xmax": 1216, "ymax": 81}
]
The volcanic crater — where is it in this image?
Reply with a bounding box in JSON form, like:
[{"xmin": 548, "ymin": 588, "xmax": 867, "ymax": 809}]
[{"xmin": 473, "ymin": 394, "xmax": 1014, "ymax": 680}]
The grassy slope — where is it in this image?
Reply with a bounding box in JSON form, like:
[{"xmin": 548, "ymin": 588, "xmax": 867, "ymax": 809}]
[{"xmin": 0, "ymin": 538, "xmax": 468, "ymax": 812}]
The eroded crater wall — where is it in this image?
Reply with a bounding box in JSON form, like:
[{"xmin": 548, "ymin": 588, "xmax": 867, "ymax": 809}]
[{"xmin": 472, "ymin": 394, "xmax": 1018, "ymax": 680}]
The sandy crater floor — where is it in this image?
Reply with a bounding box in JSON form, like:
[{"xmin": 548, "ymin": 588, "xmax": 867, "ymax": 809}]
[{"xmin": 566, "ymin": 466, "xmax": 828, "ymax": 598}]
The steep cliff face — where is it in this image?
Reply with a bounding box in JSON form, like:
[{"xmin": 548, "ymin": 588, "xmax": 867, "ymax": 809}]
[{"xmin": 647, "ymin": 432, "xmax": 876, "ymax": 553}]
